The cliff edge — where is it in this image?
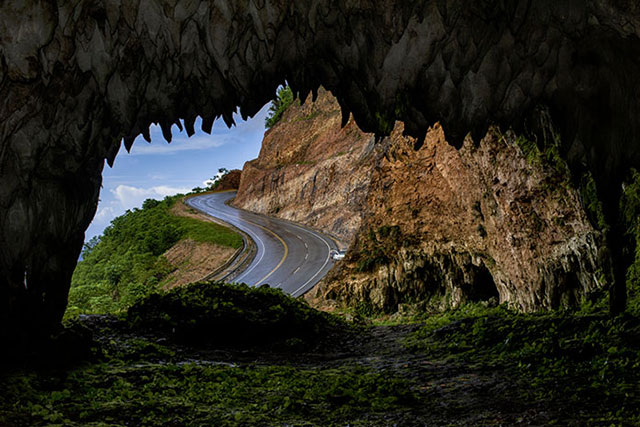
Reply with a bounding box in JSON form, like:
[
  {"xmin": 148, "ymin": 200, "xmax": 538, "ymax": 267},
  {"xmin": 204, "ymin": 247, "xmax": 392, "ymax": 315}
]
[{"xmin": 235, "ymin": 89, "xmax": 602, "ymax": 312}]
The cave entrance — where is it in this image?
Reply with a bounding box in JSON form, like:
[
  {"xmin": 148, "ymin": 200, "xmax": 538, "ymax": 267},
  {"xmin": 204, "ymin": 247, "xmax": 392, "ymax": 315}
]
[
  {"xmin": 467, "ymin": 266, "xmax": 500, "ymax": 303},
  {"xmin": 69, "ymin": 104, "xmax": 275, "ymax": 319}
]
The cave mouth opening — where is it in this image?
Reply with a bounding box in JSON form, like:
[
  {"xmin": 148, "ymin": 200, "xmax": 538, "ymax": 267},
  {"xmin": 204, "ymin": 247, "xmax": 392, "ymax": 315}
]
[
  {"xmin": 467, "ymin": 266, "xmax": 500, "ymax": 303},
  {"xmin": 69, "ymin": 106, "xmax": 277, "ymax": 317},
  {"xmin": 85, "ymin": 98, "xmax": 277, "ymax": 242}
]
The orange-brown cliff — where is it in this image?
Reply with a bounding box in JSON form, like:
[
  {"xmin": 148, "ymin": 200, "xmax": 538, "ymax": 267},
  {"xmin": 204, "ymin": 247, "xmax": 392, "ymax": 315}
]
[{"xmin": 235, "ymin": 89, "xmax": 602, "ymax": 312}]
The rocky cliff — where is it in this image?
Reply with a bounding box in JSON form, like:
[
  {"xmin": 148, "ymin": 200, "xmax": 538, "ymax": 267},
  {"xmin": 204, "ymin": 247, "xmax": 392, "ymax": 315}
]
[
  {"xmin": 235, "ymin": 91, "xmax": 378, "ymax": 243},
  {"xmin": 236, "ymin": 90, "xmax": 602, "ymax": 312}
]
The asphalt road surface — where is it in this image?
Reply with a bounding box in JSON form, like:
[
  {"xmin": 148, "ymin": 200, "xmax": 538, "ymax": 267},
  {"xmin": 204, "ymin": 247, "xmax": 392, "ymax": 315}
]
[{"xmin": 186, "ymin": 191, "xmax": 339, "ymax": 297}]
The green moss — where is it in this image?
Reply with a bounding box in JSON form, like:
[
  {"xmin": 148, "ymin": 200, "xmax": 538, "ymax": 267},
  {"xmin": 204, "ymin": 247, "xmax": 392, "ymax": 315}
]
[
  {"xmin": 621, "ymin": 169, "xmax": 640, "ymax": 314},
  {"xmin": 579, "ymin": 172, "xmax": 608, "ymax": 232},
  {"xmin": 293, "ymin": 110, "xmax": 320, "ymax": 122},
  {"xmin": 406, "ymin": 302, "xmax": 640, "ymax": 424},
  {"xmin": 0, "ymin": 361, "xmax": 416, "ymax": 426},
  {"xmin": 374, "ymin": 111, "xmax": 394, "ymax": 135}
]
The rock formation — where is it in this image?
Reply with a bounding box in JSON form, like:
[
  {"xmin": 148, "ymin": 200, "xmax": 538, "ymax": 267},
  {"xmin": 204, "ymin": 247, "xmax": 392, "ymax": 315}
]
[
  {"xmin": 2, "ymin": 0, "xmax": 640, "ymax": 346},
  {"xmin": 212, "ymin": 169, "xmax": 242, "ymax": 192},
  {"xmin": 236, "ymin": 90, "xmax": 602, "ymax": 312},
  {"xmin": 235, "ymin": 91, "xmax": 377, "ymax": 243}
]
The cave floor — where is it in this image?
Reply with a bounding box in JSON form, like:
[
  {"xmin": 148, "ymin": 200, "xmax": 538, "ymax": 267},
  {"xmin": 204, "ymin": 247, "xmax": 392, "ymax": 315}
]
[{"xmin": 1, "ymin": 308, "xmax": 639, "ymax": 426}]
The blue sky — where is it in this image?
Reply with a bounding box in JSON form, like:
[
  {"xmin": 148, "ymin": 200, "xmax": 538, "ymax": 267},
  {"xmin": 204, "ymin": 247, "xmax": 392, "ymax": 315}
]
[{"xmin": 85, "ymin": 105, "xmax": 270, "ymax": 241}]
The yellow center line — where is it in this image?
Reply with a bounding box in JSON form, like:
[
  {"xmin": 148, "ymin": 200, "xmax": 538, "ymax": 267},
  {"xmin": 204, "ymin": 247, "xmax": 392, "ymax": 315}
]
[{"xmin": 247, "ymin": 220, "xmax": 289, "ymax": 286}]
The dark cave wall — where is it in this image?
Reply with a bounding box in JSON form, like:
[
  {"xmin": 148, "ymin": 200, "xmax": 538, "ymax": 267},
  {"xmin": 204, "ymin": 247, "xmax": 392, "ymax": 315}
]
[{"xmin": 1, "ymin": 0, "xmax": 640, "ymax": 344}]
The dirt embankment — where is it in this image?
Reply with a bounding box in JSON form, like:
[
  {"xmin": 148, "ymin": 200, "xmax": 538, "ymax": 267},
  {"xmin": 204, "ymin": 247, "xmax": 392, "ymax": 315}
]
[{"xmin": 161, "ymin": 198, "xmax": 237, "ymax": 289}]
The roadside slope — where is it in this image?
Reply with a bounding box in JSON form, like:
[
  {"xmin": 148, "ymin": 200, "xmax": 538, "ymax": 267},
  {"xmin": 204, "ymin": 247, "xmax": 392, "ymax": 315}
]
[
  {"xmin": 66, "ymin": 194, "xmax": 242, "ymax": 318},
  {"xmin": 234, "ymin": 89, "xmax": 376, "ymax": 244}
]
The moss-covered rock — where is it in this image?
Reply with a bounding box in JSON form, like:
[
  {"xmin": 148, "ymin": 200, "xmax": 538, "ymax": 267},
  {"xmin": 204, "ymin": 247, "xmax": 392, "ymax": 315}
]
[{"xmin": 127, "ymin": 281, "xmax": 348, "ymax": 350}]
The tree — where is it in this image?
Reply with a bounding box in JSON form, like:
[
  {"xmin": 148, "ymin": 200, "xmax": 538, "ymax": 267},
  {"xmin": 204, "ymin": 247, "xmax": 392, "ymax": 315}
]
[{"xmin": 265, "ymin": 86, "xmax": 294, "ymax": 129}]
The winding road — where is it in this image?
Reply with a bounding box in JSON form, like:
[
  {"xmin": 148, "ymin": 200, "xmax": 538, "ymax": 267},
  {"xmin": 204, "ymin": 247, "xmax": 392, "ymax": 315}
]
[{"xmin": 186, "ymin": 191, "xmax": 339, "ymax": 297}]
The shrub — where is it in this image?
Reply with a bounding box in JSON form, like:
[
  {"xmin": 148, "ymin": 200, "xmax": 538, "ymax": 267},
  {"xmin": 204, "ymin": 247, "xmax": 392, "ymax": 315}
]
[{"xmin": 127, "ymin": 282, "xmax": 348, "ymax": 350}]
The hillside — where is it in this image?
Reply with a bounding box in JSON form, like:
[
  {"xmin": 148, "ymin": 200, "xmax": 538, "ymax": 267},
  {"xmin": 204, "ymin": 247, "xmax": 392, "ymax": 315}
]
[
  {"xmin": 66, "ymin": 194, "xmax": 242, "ymax": 318},
  {"xmin": 235, "ymin": 89, "xmax": 602, "ymax": 312}
]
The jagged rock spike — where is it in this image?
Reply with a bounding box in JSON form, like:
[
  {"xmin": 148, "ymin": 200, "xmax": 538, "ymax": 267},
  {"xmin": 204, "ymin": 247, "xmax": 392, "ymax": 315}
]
[
  {"xmin": 222, "ymin": 112, "xmax": 236, "ymax": 128},
  {"xmin": 299, "ymin": 88, "xmax": 311, "ymax": 106},
  {"xmin": 184, "ymin": 117, "xmax": 196, "ymax": 137},
  {"xmin": 341, "ymin": 106, "xmax": 350, "ymax": 128},
  {"xmin": 160, "ymin": 121, "xmax": 173, "ymax": 142},
  {"xmin": 106, "ymin": 141, "xmax": 120, "ymax": 167},
  {"xmin": 175, "ymin": 120, "xmax": 183, "ymax": 132},
  {"xmin": 124, "ymin": 135, "xmax": 135, "ymax": 152},
  {"xmin": 202, "ymin": 116, "xmax": 214, "ymax": 134},
  {"xmin": 142, "ymin": 126, "xmax": 151, "ymax": 143}
]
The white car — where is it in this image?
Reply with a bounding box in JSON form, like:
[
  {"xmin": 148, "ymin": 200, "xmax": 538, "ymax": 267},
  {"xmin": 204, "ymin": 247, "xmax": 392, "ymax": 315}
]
[{"xmin": 330, "ymin": 250, "xmax": 346, "ymax": 260}]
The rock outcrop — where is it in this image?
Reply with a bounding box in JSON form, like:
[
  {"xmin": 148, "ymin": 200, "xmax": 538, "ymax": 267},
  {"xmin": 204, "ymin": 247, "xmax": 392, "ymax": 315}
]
[
  {"xmin": 235, "ymin": 91, "xmax": 377, "ymax": 243},
  {"xmin": 237, "ymin": 91, "xmax": 602, "ymax": 312},
  {"xmin": 2, "ymin": 0, "xmax": 640, "ymax": 346},
  {"xmin": 311, "ymin": 122, "xmax": 602, "ymax": 312},
  {"xmin": 214, "ymin": 170, "xmax": 242, "ymax": 192}
]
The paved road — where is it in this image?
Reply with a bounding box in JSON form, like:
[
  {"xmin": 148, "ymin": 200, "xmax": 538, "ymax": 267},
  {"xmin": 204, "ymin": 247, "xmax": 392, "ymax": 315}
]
[{"xmin": 186, "ymin": 192, "xmax": 339, "ymax": 297}]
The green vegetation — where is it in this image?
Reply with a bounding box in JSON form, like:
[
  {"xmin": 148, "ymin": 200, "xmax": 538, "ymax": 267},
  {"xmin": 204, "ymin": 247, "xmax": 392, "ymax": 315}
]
[
  {"xmin": 622, "ymin": 169, "xmax": 640, "ymax": 312},
  {"xmin": 0, "ymin": 361, "xmax": 415, "ymax": 426},
  {"xmin": 405, "ymin": 302, "xmax": 640, "ymax": 425},
  {"xmin": 265, "ymin": 86, "xmax": 295, "ymax": 129},
  {"xmin": 579, "ymin": 172, "xmax": 608, "ymax": 232},
  {"xmin": 127, "ymin": 282, "xmax": 346, "ymax": 350},
  {"xmin": 293, "ymin": 110, "xmax": 321, "ymax": 122},
  {"xmin": 66, "ymin": 195, "xmax": 242, "ymax": 318},
  {"xmin": 515, "ymin": 132, "xmax": 571, "ymax": 193},
  {"xmin": 1, "ymin": 283, "xmax": 416, "ymax": 426}
]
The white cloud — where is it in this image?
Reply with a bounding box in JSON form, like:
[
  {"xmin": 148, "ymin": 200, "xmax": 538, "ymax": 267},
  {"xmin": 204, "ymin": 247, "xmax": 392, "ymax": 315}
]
[
  {"xmin": 128, "ymin": 134, "xmax": 230, "ymax": 156},
  {"xmin": 94, "ymin": 206, "xmax": 116, "ymax": 222},
  {"xmin": 111, "ymin": 184, "xmax": 191, "ymax": 211}
]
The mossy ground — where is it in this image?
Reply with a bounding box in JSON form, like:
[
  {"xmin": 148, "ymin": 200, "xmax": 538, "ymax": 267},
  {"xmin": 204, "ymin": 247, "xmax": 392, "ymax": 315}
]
[{"xmin": 3, "ymin": 283, "xmax": 640, "ymax": 425}]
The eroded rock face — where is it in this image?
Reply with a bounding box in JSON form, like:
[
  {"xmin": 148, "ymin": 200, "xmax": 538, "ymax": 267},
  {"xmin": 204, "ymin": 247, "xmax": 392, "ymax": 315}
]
[
  {"xmin": 311, "ymin": 123, "xmax": 602, "ymax": 312},
  {"xmin": 236, "ymin": 91, "xmax": 601, "ymax": 311},
  {"xmin": 1, "ymin": 0, "xmax": 640, "ymax": 344},
  {"xmin": 234, "ymin": 90, "xmax": 377, "ymax": 242}
]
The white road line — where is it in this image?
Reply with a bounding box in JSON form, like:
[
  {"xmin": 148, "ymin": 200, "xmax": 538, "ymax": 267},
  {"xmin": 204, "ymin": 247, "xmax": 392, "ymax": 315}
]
[
  {"xmin": 189, "ymin": 194, "xmax": 338, "ymax": 297},
  {"xmin": 187, "ymin": 196, "xmax": 266, "ymax": 285},
  {"xmin": 286, "ymin": 222, "xmax": 334, "ymax": 297},
  {"xmin": 293, "ymin": 266, "xmax": 300, "ymax": 274}
]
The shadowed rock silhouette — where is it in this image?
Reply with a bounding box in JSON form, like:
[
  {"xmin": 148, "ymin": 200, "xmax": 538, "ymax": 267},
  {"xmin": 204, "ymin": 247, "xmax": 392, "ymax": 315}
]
[{"xmin": 1, "ymin": 0, "xmax": 640, "ymax": 349}]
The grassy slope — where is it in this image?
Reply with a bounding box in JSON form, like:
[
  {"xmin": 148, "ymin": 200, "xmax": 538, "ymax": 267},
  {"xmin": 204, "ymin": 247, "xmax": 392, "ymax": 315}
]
[{"xmin": 66, "ymin": 194, "xmax": 242, "ymax": 318}]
